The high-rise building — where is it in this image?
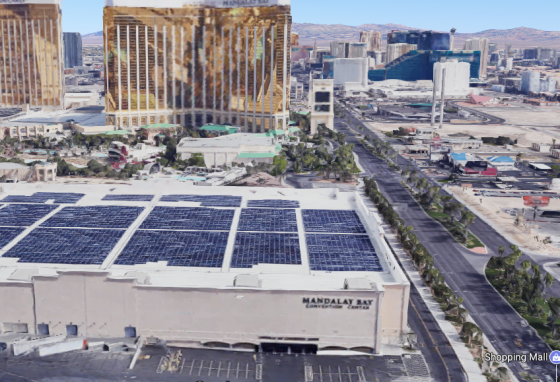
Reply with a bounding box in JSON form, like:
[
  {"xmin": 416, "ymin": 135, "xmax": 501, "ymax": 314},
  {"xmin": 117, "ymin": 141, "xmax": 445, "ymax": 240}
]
[
  {"xmin": 63, "ymin": 32, "xmax": 83, "ymax": 69},
  {"xmin": 103, "ymin": 0, "xmax": 292, "ymax": 132},
  {"xmin": 330, "ymin": 41, "xmax": 348, "ymax": 59},
  {"xmin": 291, "ymin": 32, "xmax": 298, "ymax": 46},
  {"xmin": 0, "ymin": 0, "xmax": 64, "ymax": 109},
  {"xmin": 348, "ymin": 42, "xmax": 367, "ymax": 58},
  {"xmin": 359, "ymin": 31, "xmax": 381, "ymax": 52},
  {"xmin": 464, "ymin": 38, "xmax": 489, "ymax": 78}
]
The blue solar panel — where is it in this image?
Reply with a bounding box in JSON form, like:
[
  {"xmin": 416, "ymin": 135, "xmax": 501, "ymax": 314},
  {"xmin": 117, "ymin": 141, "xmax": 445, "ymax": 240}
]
[
  {"xmin": 41, "ymin": 206, "xmax": 143, "ymax": 229},
  {"xmin": 0, "ymin": 227, "xmax": 25, "ymax": 248},
  {"xmin": 302, "ymin": 210, "xmax": 367, "ymax": 234},
  {"xmin": 114, "ymin": 230, "xmax": 229, "ymax": 267},
  {"xmin": 237, "ymin": 209, "xmax": 298, "ymax": 232},
  {"xmin": 161, "ymin": 195, "xmax": 241, "ymax": 207},
  {"xmin": 306, "ymin": 234, "xmax": 383, "ymax": 272},
  {"xmin": 140, "ymin": 207, "xmax": 234, "ymax": 231},
  {"xmin": 1, "ymin": 192, "xmax": 84, "ymax": 204},
  {"xmin": 231, "ymin": 232, "xmax": 301, "ymax": 268},
  {"xmin": 102, "ymin": 194, "xmax": 155, "ymax": 202},
  {"xmin": 247, "ymin": 200, "xmax": 300, "ymax": 209},
  {"xmin": 3, "ymin": 228, "xmax": 124, "ymax": 265},
  {"xmin": 0, "ymin": 204, "xmax": 58, "ymax": 227}
]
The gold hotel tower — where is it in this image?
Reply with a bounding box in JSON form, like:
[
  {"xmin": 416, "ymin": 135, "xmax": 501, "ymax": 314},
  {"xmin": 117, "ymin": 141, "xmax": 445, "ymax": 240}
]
[
  {"xmin": 0, "ymin": 0, "xmax": 64, "ymax": 109},
  {"xmin": 103, "ymin": 0, "xmax": 292, "ymax": 132}
]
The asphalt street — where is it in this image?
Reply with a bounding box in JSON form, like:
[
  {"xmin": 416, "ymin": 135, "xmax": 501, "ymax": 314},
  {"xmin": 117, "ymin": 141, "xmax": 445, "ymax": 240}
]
[{"xmin": 337, "ymin": 105, "xmax": 557, "ymax": 381}]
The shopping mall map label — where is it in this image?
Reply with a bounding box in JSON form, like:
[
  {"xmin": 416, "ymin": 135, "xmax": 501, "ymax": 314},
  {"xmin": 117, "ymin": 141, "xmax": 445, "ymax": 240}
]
[{"xmin": 550, "ymin": 351, "xmax": 560, "ymax": 365}]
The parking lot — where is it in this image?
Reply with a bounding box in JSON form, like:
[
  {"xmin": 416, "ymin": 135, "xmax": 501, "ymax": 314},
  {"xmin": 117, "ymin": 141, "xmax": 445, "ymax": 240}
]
[{"xmin": 0, "ymin": 345, "xmax": 435, "ymax": 382}]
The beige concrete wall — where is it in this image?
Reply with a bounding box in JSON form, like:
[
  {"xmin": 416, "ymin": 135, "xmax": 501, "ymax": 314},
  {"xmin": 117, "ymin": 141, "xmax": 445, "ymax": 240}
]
[
  {"xmin": 0, "ymin": 283, "xmax": 35, "ymax": 333},
  {"xmin": 0, "ymin": 168, "xmax": 33, "ymax": 181},
  {"xmin": 1, "ymin": 272, "xmax": 410, "ymax": 351},
  {"xmin": 137, "ymin": 288, "xmax": 381, "ymax": 349}
]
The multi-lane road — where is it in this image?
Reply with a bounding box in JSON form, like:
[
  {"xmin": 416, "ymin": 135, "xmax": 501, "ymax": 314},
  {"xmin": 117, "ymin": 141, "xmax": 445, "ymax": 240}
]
[{"xmin": 337, "ymin": 104, "xmax": 556, "ymax": 381}]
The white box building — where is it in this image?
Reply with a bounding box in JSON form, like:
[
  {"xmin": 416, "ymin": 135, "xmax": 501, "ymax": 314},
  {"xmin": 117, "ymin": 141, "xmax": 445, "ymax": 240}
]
[
  {"xmin": 0, "ymin": 184, "xmax": 410, "ymax": 354},
  {"xmin": 433, "ymin": 60, "xmax": 470, "ymax": 96},
  {"xmin": 334, "ymin": 58, "xmax": 368, "ymax": 88}
]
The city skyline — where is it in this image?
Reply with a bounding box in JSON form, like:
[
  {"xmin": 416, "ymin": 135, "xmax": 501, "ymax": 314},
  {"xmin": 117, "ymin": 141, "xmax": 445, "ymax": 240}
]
[{"xmin": 62, "ymin": 0, "xmax": 559, "ymax": 35}]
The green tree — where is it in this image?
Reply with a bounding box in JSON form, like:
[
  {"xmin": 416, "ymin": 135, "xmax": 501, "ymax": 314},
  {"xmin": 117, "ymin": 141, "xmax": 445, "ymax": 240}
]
[
  {"xmin": 272, "ymin": 155, "xmax": 288, "ymax": 178},
  {"xmin": 187, "ymin": 153, "xmax": 205, "ymax": 167}
]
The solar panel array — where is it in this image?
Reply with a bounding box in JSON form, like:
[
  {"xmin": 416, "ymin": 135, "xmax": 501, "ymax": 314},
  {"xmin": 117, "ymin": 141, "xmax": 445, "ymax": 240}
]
[
  {"xmin": 0, "ymin": 204, "xmax": 58, "ymax": 227},
  {"xmin": 160, "ymin": 195, "xmax": 241, "ymax": 207},
  {"xmin": 0, "ymin": 227, "xmax": 25, "ymax": 249},
  {"xmin": 3, "ymin": 228, "xmax": 124, "ymax": 265},
  {"xmin": 140, "ymin": 207, "xmax": 234, "ymax": 231},
  {"xmin": 306, "ymin": 234, "xmax": 382, "ymax": 272},
  {"xmin": 302, "ymin": 210, "xmax": 367, "ymax": 234},
  {"xmin": 237, "ymin": 209, "xmax": 298, "ymax": 233},
  {"xmin": 115, "ymin": 230, "xmax": 229, "ymax": 267},
  {"xmin": 41, "ymin": 206, "xmax": 144, "ymax": 229},
  {"xmin": 102, "ymin": 194, "xmax": 155, "ymax": 202},
  {"xmin": 247, "ymin": 199, "xmax": 300, "ymax": 209},
  {"xmin": 231, "ymin": 232, "xmax": 301, "ymax": 268},
  {"xmin": 1, "ymin": 193, "xmax": 85, "ymax": 204}
]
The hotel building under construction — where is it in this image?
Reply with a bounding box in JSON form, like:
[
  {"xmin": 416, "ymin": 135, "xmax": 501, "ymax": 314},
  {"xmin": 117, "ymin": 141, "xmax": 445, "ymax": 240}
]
[{"xmin": 103, "ymin": 0, "xmax": 292, "ymax": 132}]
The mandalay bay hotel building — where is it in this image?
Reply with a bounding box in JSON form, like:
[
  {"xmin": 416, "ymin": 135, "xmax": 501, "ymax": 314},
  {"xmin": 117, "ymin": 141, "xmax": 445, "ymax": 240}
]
[
  {"xmin": 0, "ymin": 0, "xmax": 64, "ymax": 109},
  {"xmin": 104, "ymin": 0, "xmax": 292, "ymax": 132}
]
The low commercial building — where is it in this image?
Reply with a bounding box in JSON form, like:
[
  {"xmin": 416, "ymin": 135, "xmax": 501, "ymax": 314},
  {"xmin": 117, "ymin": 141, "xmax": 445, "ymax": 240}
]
[
  {"xmin": 532, "ymin": 143, "xmax": 552, "ymax": 152},
  {"xmin": 487, "ymin": 156, "xmax": 516, "ymax": 171},
  {"xmin": 0, "ymin": 184, "xmax": 410, "ymax": 354},
  {"xmin": 177, "ymin": 134, "xmax": 281, "ymax": 167},
  {"xmin": 141, "ymin": 124, "xmax": 180, "ymax": 143},
  {"xmin": 552, "ymin": 149, "xmax": 560, "ymax": 159},
  {"xmin": 0, "ymin": 162, "xmax": 57, "ymax": 183}
]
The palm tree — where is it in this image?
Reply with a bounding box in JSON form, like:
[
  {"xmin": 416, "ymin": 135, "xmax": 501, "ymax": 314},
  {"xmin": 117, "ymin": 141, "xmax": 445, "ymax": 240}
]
[
  {"xmin": 548, "ymin": 297, "xmax": 560, "ymax": 339},
  {"xmin": 460, "ymin": 211, "xmax": 477, "ymax": 241},
  {"xmin": 498, "ymin": 246, "xmax": 505, "ymax": 257},
  {"xmin": 492, "ymin": 367, "xmax": 510, "ymax": 382},
  {"xmin": 461, "ymin": 322, "xmax": 482, "ymax": 347}
]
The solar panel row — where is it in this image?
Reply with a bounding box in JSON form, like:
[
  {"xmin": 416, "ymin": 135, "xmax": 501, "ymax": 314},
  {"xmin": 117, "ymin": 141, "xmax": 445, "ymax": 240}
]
[
  {"xmin": 161, "ymin": 195, "xmax": 241, "ymax": 207},
  {"xmin": 302, "ymin": 210, "xmax": 367, "ymax": 234},
  {"xmin": 1, "ymin": 192, "xmax": 85, "ymax": 204},
  {"xmin": 0, "ymin": 204, "xmax": 58, "ymax": 227},
  {"xmin": 247, "ymin": 199, "xmax": 300, "ymax": 209},
  {"xmin": 237, "ymin": 208, "xmax": 298, "ymax": 233},
  {"xmin": 102, "ymin": 194, "xmax": 155, "ymax": 202},
  {"xmin": 231, "ymin": 232, "xmax": 301, "ymax": 268},
  {"xmin": 3, "ymin": 228, "xmax": 124, "ymax": 265},
  {"xmin": 306, "ymin": 234, "xmax": 382, "ymax": 272},
  {"xmin": 41, "ymin": 206, "xmax": 144, "ymax": 229},
  {"xmin": 140, "ymin": 207, "xmax": 234, "ymax": 231},
  {"xmin": 114, "ymin": 230, "xmax": 229, "ymax": 267},
  {"xmin": 0, "ymin": 227, "xmax": 25, "ymax": 249}
]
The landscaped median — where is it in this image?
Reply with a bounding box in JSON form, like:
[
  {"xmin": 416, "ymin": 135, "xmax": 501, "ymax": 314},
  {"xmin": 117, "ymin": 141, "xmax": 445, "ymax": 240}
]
[{"xmin": 485, "ymin": 252, "xmax": 560, "ymax": 351}]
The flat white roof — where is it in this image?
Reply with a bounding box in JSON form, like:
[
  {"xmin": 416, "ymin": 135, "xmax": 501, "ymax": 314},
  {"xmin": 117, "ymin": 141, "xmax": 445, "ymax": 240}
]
[
  {"xmin": 530, "ymin": 163, "xmax": 552, "ymax": 170},
  {"xmin": 0, "ymin": 182, "xmax": 406, "ymax": 291},
  {"xmin": 105, "ymin": 0, "xmax": 290, "ymax": 8},
  {"xmin": 178, "ymin": 134, "xmax": 276, "ymax": 149}
]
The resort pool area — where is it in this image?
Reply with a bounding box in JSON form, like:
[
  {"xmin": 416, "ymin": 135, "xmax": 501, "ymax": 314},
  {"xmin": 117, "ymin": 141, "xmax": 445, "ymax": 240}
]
[{"xmin": 24, "ymin": 150, "xmax": 56, "ymax": 155}]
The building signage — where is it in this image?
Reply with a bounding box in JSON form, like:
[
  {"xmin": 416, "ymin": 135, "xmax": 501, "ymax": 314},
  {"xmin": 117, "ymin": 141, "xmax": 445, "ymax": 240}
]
[
  {"xmin": 218, "ymin": 0, "xmax": 277, "ymax": 7},
  {"xmin": 302, "ymin": 297, "xmax": 374, "ymax": 310}
]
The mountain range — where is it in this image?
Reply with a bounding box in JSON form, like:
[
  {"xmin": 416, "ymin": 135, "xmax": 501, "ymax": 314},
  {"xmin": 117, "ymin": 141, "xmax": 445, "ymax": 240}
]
[{"xmin": 81, "ymin": 25, "xmax": 560, "ymax": 49}]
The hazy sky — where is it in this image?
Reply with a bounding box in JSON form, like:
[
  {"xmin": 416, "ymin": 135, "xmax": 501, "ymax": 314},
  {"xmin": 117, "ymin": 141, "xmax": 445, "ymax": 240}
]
[{"xmin": 62, "ymin": 0, "xmax": 559, "ymax": 35}]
